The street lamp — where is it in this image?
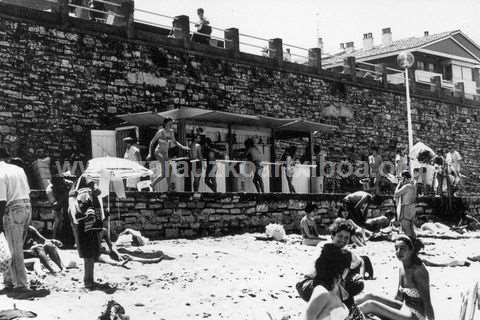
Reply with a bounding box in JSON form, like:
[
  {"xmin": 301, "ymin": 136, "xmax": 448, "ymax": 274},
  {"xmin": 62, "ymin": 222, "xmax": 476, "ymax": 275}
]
[{"xmin": 397, "ymin": 51, "xmax": 415, "ymax": 172}]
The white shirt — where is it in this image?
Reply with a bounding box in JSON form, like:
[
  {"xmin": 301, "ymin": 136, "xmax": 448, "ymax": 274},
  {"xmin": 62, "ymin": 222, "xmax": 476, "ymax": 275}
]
[
  {"xmin": 124, "ymin": 145, "xmax": 141, "ymax": 162},
  {"xmin": 0, "ymin": 161, "xmax": 31, "ymax": 205}
]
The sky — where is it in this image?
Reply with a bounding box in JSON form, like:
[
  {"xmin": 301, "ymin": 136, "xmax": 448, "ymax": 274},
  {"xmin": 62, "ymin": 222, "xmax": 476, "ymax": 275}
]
[{"xmin": 134, "ymin": 0, "xmax": 480, "ymax": 58}]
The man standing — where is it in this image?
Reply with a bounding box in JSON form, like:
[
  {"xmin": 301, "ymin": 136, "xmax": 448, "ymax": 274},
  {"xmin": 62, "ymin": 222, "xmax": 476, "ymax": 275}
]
[
  {"xmin": 394, "ymin": 170, "xmax": 417, "ymax": 238},
  {"xmin": 0, "ymin": 147, "xmax": 34, "ymax": 296},
  {"xmin": 123, "ymin": 137, "xmax": 141, "ymax": 162}
]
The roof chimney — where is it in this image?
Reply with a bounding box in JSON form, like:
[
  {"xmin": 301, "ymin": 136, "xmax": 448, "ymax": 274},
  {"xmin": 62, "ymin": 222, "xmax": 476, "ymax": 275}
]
[
  {"xmin": 381, "ymin": 27, "xmax": 392, "ymax": 46},
  {"xmin": 424, "ymin": 31, "xmax": 429, "ymax": 37},
  {"xmin": 317, "ymin": 37, "xmax": 323, "ymax": 49},
  {"xmin": 363, "ymin": 32, "xmax": 374, "ymax": 51},
  {"xmin": 345, "ymin": 41, "xmax": 354, "ymax": 53},
  {"xmin": 340, "ymin": 43, "xmax": 345, "ymax": 50}
]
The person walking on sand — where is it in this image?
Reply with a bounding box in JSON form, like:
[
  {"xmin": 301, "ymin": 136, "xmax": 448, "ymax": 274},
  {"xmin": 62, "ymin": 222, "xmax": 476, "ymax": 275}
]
[{"xmin": 395, "ymin": 171, "xmax": 417, "ymax": 239}]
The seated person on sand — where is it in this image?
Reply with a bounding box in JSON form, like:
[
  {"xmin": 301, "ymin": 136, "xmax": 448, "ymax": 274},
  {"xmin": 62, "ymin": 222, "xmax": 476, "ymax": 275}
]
[
  {"xmin": 300, "ymin": 203, "xmax": 323, "ymax": 246},
  {"xmin": 356, "ymin": 235, "xmax": 435, "ymax": 320},
  {"xmin": 24, "ymin": 225, "xmax": 64, "ymax": 274},
  {"xmin": 305, "ymin": 244, "xmax": 352, "ymax": 320}
]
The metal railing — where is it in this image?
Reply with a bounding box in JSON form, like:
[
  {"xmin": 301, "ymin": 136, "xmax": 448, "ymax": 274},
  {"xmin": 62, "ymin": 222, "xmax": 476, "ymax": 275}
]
[{"xmin": 68, "ymin": 0, "xmax": 124, "ymax": 24}]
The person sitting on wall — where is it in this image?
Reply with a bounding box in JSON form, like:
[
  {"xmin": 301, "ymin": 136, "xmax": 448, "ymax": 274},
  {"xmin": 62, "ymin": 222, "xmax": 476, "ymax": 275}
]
[
  {"xmin": 192, "ymin": 8, "xmax": 211, "ymax": 45},
  {"xmin": 300, "ymin": 203, "xmax": 324, "ymax": 246}
]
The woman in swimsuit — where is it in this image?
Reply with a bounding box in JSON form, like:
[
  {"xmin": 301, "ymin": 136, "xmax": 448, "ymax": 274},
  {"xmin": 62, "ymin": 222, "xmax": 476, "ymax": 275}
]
[
  {"xmin": 357, "ymin": 235, "xmax": 435, "ymax": 320},
  {"xmin": 147, "ymin": 118, "xmax": 190, "ymax": 189},
  {"xmin": 305, "ymin": 244, "xmax": 352, "ymax": 320}
]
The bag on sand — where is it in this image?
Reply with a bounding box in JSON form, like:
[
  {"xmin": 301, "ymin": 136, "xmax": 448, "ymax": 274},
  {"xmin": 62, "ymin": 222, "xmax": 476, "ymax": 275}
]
[{"xmin": 0, "ymin": 232, "xmax": 12, "ymax": 273}]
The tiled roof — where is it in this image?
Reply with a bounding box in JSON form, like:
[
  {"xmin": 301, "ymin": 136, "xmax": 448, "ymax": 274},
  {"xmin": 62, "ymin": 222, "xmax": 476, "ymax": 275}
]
[{"xmin": 323, "ymin": 30, "xmax": 459, "ymax": 66}]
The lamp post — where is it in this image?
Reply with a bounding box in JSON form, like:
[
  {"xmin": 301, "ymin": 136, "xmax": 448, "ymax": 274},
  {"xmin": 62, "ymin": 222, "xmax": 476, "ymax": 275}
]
[{"xmin": 397, "ymin": 51, "xmax": 415, "ymax": 172}]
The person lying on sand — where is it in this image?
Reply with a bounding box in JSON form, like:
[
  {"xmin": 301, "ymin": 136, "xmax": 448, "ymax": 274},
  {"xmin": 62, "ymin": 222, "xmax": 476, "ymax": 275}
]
[
  {"xmin": 356, "ymin": 235, "xmax": 435, "ymax": 320},
  {"xmin": 98, "ymin": 229, "xmax": 172, "ymax": 268},
  {"xmin": 24, "ymin": 226, "xmax": 64, "ymax": 274}
]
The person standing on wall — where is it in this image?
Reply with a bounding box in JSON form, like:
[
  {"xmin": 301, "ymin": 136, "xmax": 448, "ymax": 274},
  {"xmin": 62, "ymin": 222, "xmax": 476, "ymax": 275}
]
[
  {"xmin": 394, "ymin": 170, "xmax": 417, "ymax": 239},
  {"xmin": 0, "ymin": 147, "xmax": 38, "ymax": 298},
  {"xmin": 189, "ymin": 132, "xmax": 204, "ymax": 192},
  {"xmin": 123, "ymin": 137, "xmax": 141, "ymax": 162},
  {"xmin": 147, "ymin": 118, "xmax": 190, "ymax": 191},
  {"xmin": 281, "ymin": 146, "xmax": 297, "ymax": 193},
  {"xmin": 368, "ymin": 146, "xmax": 382, "ymax": 195}
]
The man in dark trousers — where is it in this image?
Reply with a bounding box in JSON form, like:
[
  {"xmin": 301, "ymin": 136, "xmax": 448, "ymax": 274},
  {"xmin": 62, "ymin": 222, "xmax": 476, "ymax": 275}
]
[{"xmin": 341, "ymin": 191, "xmax": 374, "ymax": 246}]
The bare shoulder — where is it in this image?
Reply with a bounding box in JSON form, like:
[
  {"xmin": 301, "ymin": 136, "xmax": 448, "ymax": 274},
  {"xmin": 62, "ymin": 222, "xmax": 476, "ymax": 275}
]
[{"xmin": 413, "ymin": 264, "xmax": 429, "ymax": 278}]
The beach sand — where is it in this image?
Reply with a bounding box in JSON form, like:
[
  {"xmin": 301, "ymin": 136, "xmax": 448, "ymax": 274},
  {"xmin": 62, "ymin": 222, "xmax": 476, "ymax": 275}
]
[{"xmin": 0, "ymin": 233, "xmax": 479, "ymax": 320}]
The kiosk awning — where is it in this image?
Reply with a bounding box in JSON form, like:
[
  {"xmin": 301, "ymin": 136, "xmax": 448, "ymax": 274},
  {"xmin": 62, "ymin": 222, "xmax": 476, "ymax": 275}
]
[{"xmin": 117, "ymin": 107, "xmax": 337, "ymax": 132}]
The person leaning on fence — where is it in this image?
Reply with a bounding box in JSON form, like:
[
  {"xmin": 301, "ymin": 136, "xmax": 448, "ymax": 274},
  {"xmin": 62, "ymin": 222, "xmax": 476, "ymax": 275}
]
[{"xmin": 192, "ymin": 8, "xmax": 212, "ymax": 44}]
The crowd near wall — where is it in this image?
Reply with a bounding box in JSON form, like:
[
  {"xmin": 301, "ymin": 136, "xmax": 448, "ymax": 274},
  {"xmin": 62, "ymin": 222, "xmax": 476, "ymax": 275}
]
[{"xmin": 1, "ymin": 3, "xmax": 480, "ymax": 237}]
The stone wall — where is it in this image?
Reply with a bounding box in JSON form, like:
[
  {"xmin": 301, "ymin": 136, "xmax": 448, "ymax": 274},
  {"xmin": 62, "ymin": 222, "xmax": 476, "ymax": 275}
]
[
  {"xmin": 31, "ymin": 191, "xmax": 397, "ymax": 239},
  {"xmin": 1, "ymin": 4, "xmax": 480, "ymax": 192}
]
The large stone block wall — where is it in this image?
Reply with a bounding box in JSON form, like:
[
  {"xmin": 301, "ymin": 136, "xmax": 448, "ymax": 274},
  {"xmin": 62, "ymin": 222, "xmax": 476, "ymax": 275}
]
[
  {"xmin": 30, "ymin": 191, "xmax": 393, "ymax": 239},
  {"xmin": 1, "ymin": 5, "xmax": 480, "ymax": 192}
]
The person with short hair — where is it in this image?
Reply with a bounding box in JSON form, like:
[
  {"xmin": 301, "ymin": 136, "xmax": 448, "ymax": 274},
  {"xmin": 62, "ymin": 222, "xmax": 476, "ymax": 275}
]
[
  {"xmin": 300, "ymin": 203, "xmax": 322, "ymax": 246},
  {"xmin": 395, "ymin": 171, "xmax": 417, "ymax": 239},
  {"xmin": 244, "ymin": 138, "xmax": 264, "ymax": 193},
  {"xmin": 192, "ymin": 8, "xmax": 211, "ymax": 44},
  {"xmin": 0, "ymin": 147, "xmax": 37, "ymax": 298},
  {"xmin": 358, "ymin": 235, "xmax": 435, "ymax": 320},
  {"xmin": 147, "ymin": 118, "xmax": 190, "ymax": 190},
  {"xmin": 123, "ymin": 137, "xmax": 141, "ymax": 162}
]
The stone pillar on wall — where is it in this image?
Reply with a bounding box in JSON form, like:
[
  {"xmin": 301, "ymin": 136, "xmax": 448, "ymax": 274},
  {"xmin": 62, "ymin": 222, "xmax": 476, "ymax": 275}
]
[
  {"xmin": 120, "ymin": 0, "xmax": 135, "ymax": 39},
  {"xmin": 454, "ymin": 82, "xmax": 465, "ymax": 98},
  {"xmin": 308, "ymin": 48, "xmax": 322, "ymax": 72},
  {"xmin": 172, "ymin": 15, "xmax": 190, "ymax": 40},
  {"xmin": 268, "ymin": 38, "xmax": 283, "ymax": 62},
  {"xmin": 56, "ymin": 0, "xmax": 70, "ymax": 26},
  {"xmin": 344, "ymin": 56, "xmax": 356, "ymax": 81},
  {"xmin": 224, "ymin": 28, "xmax": 239, "ymax": 53},
  {"xmin": 430, "ymin": 76, "xmax": 441, "ymax": 96}
]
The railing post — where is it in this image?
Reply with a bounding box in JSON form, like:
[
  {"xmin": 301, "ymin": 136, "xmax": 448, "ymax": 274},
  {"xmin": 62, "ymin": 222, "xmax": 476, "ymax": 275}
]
[
  {"xmin": 454, "ymin": 82, "xmax": 465, "ymax": 98},
  {"xmin": 430, "ymin": 76, "xmax": 442, "ymax": 96},
  {"xmin": 268, "ymin": 38, "xmax": 283, "ymax": 62},
  {"xmin": 308, "ymin": 48, "xmax": 322, "ymax": 72},
  {"xmin": 224, "ymin": 28, "xmax": 239, "ymax": 53},
  {"xmin": 56, "ymin": 0, "xmax": 70, "ymax": 26},
  {"xmin": 121, "ymin": 0, "xmax": 135, "ymax": 38},
  {"xmin": 375, "ymin": 63, "xmax": 387, "ymax": 88},
  {"xmin": 172, "ymin": 15, "xmax": 190, "ymax": 41},
  {"xmin": 344, "ymin": 56, "xmax": 356, "ymax": 81}
]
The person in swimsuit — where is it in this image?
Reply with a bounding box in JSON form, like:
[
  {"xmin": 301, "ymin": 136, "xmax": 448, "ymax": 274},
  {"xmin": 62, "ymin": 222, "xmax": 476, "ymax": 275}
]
[
  {"xmin": 281, "ymin": 146, "xmax": 297, "ymax": 193},
  {"xmin": 147, "ymin": 118, "xmax": 190, "ymax": 189},
  {"xmin": 300, "ymin": 203, "xmax": 322, "ymax": 246},
  {"xmin": 395, "ymin": 171, "xmax": 417, "ymax": 239},
  {"xmin": 357, "ymin": 235, "xmax": 435, "ymax": 320},
  {"xmin": 204, "ymin": 138, "xmax": 221, "ymax": 193},
  {"xmin": 189, "ymin": 133, "xmax": 204, "ymax": 192},
  {"xmin": 244, "ymin": 138, "xmax": 264, "ymax": 193},
  {"xmin": 305, "ymin": 244, "xmax": 352, "ymax": 320}
]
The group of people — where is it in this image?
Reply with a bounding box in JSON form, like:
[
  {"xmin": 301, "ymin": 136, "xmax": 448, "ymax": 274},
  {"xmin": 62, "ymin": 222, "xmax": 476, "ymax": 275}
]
[{"xmin": 300, "ymin": 207, "xmax": 435, "ymax": 320}]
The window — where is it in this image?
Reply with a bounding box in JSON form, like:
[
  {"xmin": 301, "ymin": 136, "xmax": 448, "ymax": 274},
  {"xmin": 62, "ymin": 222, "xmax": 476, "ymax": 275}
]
[
  {"xmin": 428, "ymin": 63, "xmax": 435, "ymax": 72},
  {"xmin": 452, "ymin": 64, "xmax": 473, "ymax": 81},
  {"xmin": 417, "ymin": 61, "xmax": 424, "ymax": 70}
]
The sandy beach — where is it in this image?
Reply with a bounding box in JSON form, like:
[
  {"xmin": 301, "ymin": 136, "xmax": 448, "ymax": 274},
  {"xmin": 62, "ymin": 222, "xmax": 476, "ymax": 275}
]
[{"xmin": 1, "ymin": 233, "xmax": 479, "ymax": 320}]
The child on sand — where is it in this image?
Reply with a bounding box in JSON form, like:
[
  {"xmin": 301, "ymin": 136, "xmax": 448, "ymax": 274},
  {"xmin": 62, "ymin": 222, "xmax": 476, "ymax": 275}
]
[{"xmin": 357, "ymin": 235, "xmax": 435, "ymax": 320}]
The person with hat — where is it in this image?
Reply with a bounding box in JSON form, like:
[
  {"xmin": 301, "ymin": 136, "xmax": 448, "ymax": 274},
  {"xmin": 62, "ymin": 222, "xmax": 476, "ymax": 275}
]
[
  {"xmin": 0, "ymin": 147, "xmax": 37, "ymax": 297},
  {"xmin": 300, "ymin": 203, "xmax": 322, "ymax": 246},
  {"xmin": 123, "ymin": 137, "xmax": 141, "ymax": 162},
  {"xmin": 395, "ymin": 170, "xmax": 417, "ymax": 239}
]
